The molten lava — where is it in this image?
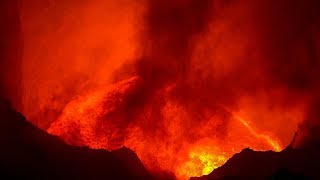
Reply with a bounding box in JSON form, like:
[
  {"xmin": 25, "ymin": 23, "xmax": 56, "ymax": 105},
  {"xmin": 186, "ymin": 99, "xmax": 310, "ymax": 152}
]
[
  {"xmin": 48, "ymin": 77, "xmax": 284, "ymax": 179},
  {"xmin": 17, "ymin": 0, "xmax": 318, "ymax": 179},
  {"xmin": 221, "ymin": 105, "xmax": 282, "ymax": 152}
]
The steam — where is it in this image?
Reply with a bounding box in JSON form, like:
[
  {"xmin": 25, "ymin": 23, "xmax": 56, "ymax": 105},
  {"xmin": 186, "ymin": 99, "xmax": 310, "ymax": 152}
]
[
  {"xmin": 129, "ymin": 0, "xmax": 320, "ymax": 148},
  {"xmin": 125, "ymin": 0, "xmax": 216, "ymax": 126},
  {"xmin": 252, "ymin": 0, "xmax": 320, "ymax": 148}
]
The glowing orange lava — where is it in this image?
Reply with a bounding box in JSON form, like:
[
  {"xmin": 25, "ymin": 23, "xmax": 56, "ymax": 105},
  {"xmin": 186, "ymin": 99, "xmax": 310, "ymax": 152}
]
[
  {"xmin": 221, "ymin": 105, "xmax": 283, "ymax": 152},
  {"xmin": 48, "ymin": 77, "xmax": 284, "ymax": 179},
  {"xmin": 19, "ymin": 1, "xmax": 309, "ymax": 179}
]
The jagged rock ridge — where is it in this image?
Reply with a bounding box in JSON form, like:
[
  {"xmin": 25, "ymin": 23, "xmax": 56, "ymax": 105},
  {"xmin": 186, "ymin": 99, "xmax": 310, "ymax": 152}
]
[{"xmin": 0, "ymin": 100, "xmax": 153, "ymax": 179}]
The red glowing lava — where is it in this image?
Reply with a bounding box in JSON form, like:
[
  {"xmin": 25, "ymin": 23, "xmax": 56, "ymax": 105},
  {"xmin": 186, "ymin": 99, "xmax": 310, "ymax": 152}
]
[
  {"xmin": 17, "ymin": 0, "xmax": 316, "ymax": 179},
  {"xmin": 47, "ymin": 77, "xmax": 286, "ymax": 179}
]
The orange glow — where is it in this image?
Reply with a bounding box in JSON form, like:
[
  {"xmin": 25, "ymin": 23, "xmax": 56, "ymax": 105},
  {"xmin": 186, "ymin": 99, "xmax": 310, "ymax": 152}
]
[
  {"xmin": 47, "ymin": 78, "xmax": 286, "ymax": 179},
  {"xmin": 221, "ymin": 105, "xmax": 283, "ymax": 152},
  {"xmin": 19, "ymin": 1, "xmax": 311, "ymax": 179},
  {"xmin": 176, "ymin": 145, "xmax": 227, "ymax": 178}
]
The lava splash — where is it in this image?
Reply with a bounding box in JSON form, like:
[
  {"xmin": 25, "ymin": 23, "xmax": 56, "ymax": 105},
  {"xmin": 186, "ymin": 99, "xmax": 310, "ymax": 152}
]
[
  {"xmin": 18, "ymin": 0, "xmax": 318, "ymax": 179},
  {"xmin": 48, "ymin": 76, "xmax": 283, "ymax": 179}
]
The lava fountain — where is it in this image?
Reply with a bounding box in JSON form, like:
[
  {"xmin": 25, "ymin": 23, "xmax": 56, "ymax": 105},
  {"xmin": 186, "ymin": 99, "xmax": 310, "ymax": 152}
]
[{"xmin": 47, "ymin": 76, "xmax": 285, "ymax": 178}]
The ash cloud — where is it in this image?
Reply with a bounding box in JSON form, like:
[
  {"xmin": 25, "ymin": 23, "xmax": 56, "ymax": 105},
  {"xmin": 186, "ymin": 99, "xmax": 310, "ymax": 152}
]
[
  {"xmin": 123, "ymin": 0, "xmax": 219, "ymax": 125},
  {"xmin": 3, "ymin": 0, "xmax": 319, "ymax": 176},
  {"xmin": 129, "ymin": 0, "xmax": 320, "ymax": 147},
  {"xmin": 252, "ymin": 0, "xmax": 320, "ymax": 147},
  {"xmin": 137, "ymin": 0, "xmax": 213, "ymax": 88},
  {"xmin": 1, "ymin": 0, "xmax": 320, "ymax": 157}
]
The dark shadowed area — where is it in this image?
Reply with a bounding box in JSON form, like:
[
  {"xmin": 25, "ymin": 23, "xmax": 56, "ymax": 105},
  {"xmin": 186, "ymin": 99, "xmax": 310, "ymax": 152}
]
[
  {"xmin": 0, "ymin": 100, "xmax": 153, "ymax": 179},
  {"xmin": 0, "ymin": 0, "xmax": 22, "ymax": 107}
]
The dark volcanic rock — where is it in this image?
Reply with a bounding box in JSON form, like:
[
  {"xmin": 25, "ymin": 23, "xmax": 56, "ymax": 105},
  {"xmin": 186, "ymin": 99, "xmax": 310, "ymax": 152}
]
[
  {"xmin": 0, "ymin": 100, "xmax": 153, "ymax": 179},
  {"xmin": 192, "ymin": 140, "xmax": 320, "ymax": 179},
  {"xmin": 193, "ymin": 100, "xmax": 320, "ymax": 180}
]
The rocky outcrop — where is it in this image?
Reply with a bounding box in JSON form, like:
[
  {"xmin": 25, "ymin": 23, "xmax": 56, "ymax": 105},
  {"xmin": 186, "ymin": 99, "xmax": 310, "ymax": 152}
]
[
  {"xmin": 0, "ymin": 100, "xmax": 153, "ymax": 179},
  {"xmin": 193, "ymin": 130, "xmax": 320, "ymax": 179}
]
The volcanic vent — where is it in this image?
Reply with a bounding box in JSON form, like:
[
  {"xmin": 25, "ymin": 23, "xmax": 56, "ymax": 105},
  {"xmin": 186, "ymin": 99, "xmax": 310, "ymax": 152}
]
[{"xmin": 8, "ymin": 0, "xmax": 320, "ymax": 179}]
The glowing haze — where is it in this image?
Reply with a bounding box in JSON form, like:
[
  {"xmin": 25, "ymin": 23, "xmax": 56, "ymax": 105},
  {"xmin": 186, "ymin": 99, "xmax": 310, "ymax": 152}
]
[{"xmin": 15, "ymin": 0, "xmax": 320, "ymax": 179}]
